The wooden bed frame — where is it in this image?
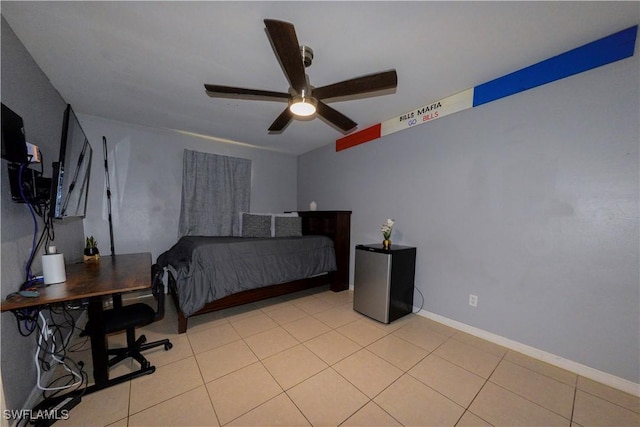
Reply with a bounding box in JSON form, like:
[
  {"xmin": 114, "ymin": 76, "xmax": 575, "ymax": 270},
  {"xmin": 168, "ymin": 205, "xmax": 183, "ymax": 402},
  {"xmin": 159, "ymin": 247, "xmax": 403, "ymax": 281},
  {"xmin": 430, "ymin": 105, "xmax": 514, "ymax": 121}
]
[{"xmin": 168, "ymin": 210, "xmax": 351, "ymax": 333}]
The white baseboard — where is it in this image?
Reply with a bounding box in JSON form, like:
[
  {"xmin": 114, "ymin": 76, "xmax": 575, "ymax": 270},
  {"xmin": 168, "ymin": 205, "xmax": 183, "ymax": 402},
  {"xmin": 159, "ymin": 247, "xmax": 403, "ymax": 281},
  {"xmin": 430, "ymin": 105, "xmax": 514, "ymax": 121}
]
[{"xmin": 416, "ymin": 308, "xmax": 640, "ymax": 397}]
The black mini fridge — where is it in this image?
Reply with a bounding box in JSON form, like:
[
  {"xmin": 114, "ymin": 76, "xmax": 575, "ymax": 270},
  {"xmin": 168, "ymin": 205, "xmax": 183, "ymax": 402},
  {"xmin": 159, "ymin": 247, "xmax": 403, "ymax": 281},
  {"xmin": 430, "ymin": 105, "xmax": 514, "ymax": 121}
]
[{"xmin": 353, "ymin": 244, "xmax": 416, "ymax": 323}]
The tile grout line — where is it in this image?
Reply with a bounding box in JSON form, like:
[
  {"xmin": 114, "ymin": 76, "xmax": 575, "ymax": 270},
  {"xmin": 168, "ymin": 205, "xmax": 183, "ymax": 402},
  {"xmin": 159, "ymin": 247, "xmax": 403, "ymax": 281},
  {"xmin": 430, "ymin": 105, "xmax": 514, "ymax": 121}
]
[
  {"xmin": 576, "ymin": 384, "xmax": 640, "ymax": 415},
  {"xmin": 459, "ymin": 345, "xmax": 509, "ymax": 426},
  {"xmin": 569, "ymin": 376, "xmax": 579, "ymax": 426},
  {"xmin": 476, "ymin": 350, "xmax": 578, "ymax": 423},
  {"xmin": 181, "ymin": 331, "xmax": 223, "ymax": 427}
]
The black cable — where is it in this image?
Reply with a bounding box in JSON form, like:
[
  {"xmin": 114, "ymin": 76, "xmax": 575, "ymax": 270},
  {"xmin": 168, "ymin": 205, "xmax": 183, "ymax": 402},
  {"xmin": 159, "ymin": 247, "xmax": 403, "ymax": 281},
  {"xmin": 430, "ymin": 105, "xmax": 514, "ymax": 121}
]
[
  {"xmin": 18, "ymin": 162, "xmax": 38, "ymax": 283},
  {"xmin": 30, "ymin": 148, "xmax": 45, "ymax": 217},
  {"xmin": 42, "ymin": 306, "xmax": 75, "ymax": 357},
  {"xmin": 22, "ymin": 218, "xmax": 51, "ymax": 285},
  {"xmin": 12, "ymin": 308, "xmax": 39, "ymax": 336},
  {"xmin": 66, "ymin": 335, "xmax": 90, "ymax": 353},
  {"xmin": 38, "ymin": 147, "xmax": 44, "ymax": 175},
  {"xmin": 33, "ymin": 306, "xmax": 88, "ymax": 401},
  {"xmin": 15, "ymin": 148, "xmax": 55, "ymax": 290},
  {"xmin": 42, "ymin": 200, "xmax": 56, "ymax": 248},
  {"xmin": 413, "ymin": 286, "xmax": 425, "ymax": 313},
  {"xmin": 43, "ymin": 360, "xmax": 87, "ymax": 400}
]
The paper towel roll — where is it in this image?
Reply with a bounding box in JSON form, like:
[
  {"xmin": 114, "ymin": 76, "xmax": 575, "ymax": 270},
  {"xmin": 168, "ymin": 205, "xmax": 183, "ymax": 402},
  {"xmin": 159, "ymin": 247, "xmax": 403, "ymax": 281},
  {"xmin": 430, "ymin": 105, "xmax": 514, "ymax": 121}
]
[{"xmin": 42, "ymin": 252, "xmax": 66, "ymax": 284}]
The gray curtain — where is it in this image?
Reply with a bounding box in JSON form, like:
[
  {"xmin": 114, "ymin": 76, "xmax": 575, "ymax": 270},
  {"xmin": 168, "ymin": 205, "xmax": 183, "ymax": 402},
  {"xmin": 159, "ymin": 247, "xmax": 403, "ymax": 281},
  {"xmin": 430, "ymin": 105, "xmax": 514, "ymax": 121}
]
[{"xmin": 178, "ymin": 149, "xmax": 251, "ymax": 237}]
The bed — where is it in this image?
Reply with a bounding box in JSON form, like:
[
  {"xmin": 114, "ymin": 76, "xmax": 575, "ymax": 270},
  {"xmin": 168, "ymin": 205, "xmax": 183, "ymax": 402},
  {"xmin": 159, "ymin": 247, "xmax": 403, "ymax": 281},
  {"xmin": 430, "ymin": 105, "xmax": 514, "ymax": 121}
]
[{"xmin": 157, "ymin": 211, "xmax": 351, "ymax": 333}]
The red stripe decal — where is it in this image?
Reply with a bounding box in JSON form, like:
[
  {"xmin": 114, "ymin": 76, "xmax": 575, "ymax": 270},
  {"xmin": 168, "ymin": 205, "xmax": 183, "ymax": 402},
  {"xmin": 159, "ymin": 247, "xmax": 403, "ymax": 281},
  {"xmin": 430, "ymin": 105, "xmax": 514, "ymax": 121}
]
[{"xmin": 335, "ymin": 124, "xmax": 382, "ymax": 151}]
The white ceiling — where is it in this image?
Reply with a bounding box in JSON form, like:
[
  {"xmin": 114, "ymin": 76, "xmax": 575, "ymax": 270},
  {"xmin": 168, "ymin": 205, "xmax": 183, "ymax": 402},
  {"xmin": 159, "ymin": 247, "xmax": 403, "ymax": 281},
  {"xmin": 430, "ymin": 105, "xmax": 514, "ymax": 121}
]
[{"xmin": 2, "ymin": 2, "xmax": 638, "ymax": 155}]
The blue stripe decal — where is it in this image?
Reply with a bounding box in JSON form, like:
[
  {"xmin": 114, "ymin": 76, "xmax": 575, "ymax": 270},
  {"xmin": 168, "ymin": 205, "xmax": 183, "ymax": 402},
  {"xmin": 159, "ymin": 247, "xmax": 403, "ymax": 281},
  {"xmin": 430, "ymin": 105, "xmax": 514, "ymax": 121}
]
[{"xmin": 473, "ymin": 25, "xmax": 638, "ymax": 107}]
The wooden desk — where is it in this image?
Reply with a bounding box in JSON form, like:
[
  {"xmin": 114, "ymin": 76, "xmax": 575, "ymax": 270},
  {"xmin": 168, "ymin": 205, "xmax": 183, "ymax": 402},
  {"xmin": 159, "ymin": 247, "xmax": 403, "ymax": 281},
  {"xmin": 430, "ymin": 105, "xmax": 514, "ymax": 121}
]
[{"xmin": 1, "ymin": 252, "xmax": 153, "ymax": 393}]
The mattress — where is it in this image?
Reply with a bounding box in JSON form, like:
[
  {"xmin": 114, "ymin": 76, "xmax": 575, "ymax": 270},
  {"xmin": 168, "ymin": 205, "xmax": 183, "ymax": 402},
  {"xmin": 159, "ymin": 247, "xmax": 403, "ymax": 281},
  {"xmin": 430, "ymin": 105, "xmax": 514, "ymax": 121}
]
[{"xmin": 157, "ymin": 235, "xmax": 337, "ymax": 316}]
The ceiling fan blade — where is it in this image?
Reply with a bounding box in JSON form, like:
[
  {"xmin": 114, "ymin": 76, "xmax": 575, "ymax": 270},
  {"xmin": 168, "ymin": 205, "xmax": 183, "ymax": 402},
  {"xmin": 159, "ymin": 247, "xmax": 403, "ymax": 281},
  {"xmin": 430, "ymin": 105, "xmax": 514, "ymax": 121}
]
[
  {"xmin": 264, "ymin": 19, "xmax": 307, "ymax": 93},
  {"xmin": 204, "ymin": 84, "xmax": 290, "ymax": 101},
  {"xmin": 313, "ymin": 70, "xmax": 398, "ymax": 101},
  {"xmin": 316, "ymin": 101, "xmax": 357, "ymax": 133},
  {"xmin": 268, "ymin": 107, "xmax": 294, "ymax": 133}
]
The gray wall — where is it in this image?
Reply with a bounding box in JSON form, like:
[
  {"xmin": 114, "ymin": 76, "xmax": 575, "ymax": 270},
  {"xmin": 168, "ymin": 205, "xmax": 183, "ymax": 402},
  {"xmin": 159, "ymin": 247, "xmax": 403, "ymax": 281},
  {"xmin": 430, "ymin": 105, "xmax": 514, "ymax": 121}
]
[
  {"xmin": 78, "ymin": 116, "xmax": 298, "ymax": 262},
  {"xmin": 298, "ymin": 42, "xmax": 639, "ymax": 383},
  {"xmin": 1, "ymin": 18, "xmax": 86, "ymax": 411}
]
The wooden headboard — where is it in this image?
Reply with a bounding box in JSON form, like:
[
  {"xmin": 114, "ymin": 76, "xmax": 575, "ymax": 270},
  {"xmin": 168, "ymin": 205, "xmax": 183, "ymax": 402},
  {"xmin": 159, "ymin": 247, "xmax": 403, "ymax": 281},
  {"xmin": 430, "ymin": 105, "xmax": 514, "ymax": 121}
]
[{"xmin": 296, "ymin": 210, "xmax": 351, "ymax": 291}]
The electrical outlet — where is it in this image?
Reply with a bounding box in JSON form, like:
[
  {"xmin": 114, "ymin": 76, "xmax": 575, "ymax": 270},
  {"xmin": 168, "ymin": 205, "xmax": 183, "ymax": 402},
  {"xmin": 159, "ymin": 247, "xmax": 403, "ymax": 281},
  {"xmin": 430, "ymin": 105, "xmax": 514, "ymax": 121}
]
[{"xmin": 469, "ymin": 294, "xmax": 478, "ymax": 307}]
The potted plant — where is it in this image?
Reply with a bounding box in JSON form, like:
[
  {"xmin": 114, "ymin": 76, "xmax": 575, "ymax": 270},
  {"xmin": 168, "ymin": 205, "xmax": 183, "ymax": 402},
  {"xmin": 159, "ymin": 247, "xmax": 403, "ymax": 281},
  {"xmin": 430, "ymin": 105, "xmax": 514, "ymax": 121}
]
[
  {"xmin": 381, "ymin": 218, "xmax": 394, "ymax": 250},
  {"xmin": 84, "ymin": 236, "xmax": 100, "ymax": 263}
]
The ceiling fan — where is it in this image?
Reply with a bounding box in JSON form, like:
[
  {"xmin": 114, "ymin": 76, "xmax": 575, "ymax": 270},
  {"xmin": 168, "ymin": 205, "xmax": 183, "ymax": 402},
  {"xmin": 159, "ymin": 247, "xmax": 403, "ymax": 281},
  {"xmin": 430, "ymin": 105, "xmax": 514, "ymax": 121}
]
[{"xmin": 204, "ymin": 19, "xmax": 398, "ymax": 134}]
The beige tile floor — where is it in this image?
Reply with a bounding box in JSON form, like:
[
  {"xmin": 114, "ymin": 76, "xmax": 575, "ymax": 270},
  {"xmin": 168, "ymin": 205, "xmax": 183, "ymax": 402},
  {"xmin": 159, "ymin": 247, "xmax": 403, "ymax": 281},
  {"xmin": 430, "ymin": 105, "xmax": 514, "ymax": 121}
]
[{"xmin": 56, "ymin": 287, "xmax": 639, "ymax": 426}]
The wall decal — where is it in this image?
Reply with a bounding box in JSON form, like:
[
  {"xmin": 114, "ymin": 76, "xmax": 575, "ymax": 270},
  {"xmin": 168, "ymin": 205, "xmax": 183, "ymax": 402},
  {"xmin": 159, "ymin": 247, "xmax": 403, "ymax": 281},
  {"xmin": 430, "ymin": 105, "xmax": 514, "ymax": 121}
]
[{"xmin": 336, "ymin": 25, "xmax": 638, "ymax": 152}]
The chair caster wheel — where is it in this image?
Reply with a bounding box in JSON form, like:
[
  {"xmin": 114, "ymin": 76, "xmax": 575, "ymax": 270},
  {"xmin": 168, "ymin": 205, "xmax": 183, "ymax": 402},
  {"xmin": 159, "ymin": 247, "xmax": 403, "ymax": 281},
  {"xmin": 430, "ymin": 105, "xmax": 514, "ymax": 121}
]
[
  {"xmin": 165, "ymin": 342, "xmax": 173, "ymax": 351},
  {"xmin": 142, "ymin": 360, "xmax": 151, "ymax": 369}
]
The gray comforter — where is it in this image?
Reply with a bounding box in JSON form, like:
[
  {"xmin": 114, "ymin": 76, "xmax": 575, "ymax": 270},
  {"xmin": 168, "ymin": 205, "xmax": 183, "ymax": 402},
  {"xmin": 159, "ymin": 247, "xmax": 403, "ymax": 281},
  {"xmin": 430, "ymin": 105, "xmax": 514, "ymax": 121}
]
[{"xmin": 157, "ymin": 235, "xmax": 337, "ymax": 316}]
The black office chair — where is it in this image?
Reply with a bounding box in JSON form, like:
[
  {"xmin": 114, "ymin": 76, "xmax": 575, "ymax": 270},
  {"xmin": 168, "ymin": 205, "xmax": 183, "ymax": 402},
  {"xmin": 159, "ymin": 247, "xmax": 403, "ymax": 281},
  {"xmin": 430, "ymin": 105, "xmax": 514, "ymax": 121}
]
[{"xmin": 83, "ymin": 263, "xmax": 172, "ymax": 371}]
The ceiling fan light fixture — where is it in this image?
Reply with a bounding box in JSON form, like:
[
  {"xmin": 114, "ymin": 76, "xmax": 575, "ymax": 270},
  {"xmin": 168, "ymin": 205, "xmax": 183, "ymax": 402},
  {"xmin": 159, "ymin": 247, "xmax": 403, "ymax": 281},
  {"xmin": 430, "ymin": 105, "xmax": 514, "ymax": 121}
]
[
  {"xmin": 289, "ymin": 98, "xmax": 316, "ymax": 116},
  {"xmin": 289, "ymin": 90, "xmax": 317, "ymax": 117}
]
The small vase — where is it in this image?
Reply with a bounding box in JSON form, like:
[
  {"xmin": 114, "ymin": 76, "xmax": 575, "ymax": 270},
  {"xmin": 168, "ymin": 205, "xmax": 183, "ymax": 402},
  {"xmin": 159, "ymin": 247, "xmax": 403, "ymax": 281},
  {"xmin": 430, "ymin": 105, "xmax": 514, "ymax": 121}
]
[
  {"xmin": 83, "ymin": 248, "xmax": 100, "ymax": 263},
  {"xmin": 382, "ymin": 239, "xmax": 391, "ymax": 250}
]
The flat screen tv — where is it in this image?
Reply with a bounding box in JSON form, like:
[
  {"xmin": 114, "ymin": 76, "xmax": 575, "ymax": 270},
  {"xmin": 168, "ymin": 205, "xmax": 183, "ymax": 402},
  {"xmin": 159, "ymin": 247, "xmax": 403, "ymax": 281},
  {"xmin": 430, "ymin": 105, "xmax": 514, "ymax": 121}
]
[{"xmin": 50, "ymin": 104, "xmax": 92, "ymax": 219}]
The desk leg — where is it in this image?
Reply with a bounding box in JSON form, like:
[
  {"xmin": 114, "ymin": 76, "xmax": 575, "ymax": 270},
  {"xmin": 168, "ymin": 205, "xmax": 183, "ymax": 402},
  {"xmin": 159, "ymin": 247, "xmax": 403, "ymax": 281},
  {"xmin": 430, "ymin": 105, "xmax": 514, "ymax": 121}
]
[
  {"xmin": 83, "ymin": 295, "xmax": 156, "ymax": 395},
  {"xmin": 87, "ymin": 297, "xmax": 109, "ymax": 386}
]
